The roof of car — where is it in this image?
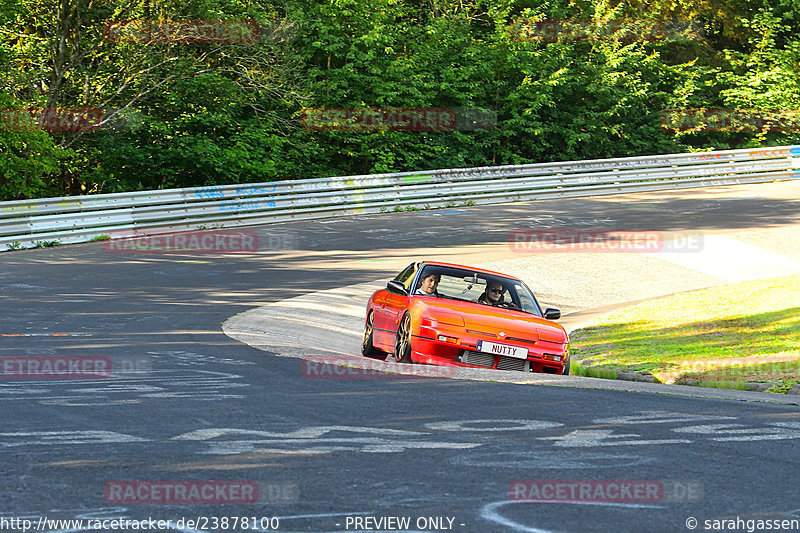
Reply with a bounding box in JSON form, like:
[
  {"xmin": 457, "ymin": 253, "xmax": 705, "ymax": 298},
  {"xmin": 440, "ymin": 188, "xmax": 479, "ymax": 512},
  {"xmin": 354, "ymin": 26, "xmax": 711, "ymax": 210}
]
[{"xmin": 418, "ymin": 261, "xmax": 523, "ymax": 281}]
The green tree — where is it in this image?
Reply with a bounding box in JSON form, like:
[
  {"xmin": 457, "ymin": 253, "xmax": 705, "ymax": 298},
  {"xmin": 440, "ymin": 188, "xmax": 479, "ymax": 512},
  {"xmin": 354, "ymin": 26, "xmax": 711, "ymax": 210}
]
[
  {"xmin": 718, "ymin": 9, "xmax": 800, "ymax": 144},
  {"xmin": 0, "ymin": 0, "xmax": 304, "ymax": 196}
]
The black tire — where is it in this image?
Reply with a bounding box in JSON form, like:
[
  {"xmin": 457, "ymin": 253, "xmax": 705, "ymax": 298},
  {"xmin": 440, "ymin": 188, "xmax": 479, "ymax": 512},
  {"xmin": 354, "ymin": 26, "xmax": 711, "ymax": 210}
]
[
  {"xmin": 361, "ymin": 311, "xmax": 381, "ymax": 357},
  {"xmin": 393, "ymin": 313, "xmax": 413, "ymax": 363},
  {"xmin": 562, "ymin": 355, "xmax": 571, "ymax": 375}
]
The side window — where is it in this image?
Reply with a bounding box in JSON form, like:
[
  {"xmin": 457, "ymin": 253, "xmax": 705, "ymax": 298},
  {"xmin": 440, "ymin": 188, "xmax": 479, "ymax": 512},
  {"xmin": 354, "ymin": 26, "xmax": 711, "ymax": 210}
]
[
  {"xmin": 415, "ymin": 265, "xmax": 444, "ymax": 293},
  {"xmin": 394, "ymin": 262, "xmax": 418, "ymax": 290}
]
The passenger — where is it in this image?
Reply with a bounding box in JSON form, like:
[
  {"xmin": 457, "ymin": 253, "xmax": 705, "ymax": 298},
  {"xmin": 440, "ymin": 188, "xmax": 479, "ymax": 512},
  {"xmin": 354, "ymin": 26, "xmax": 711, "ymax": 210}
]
[
  {"xmin": 478, "ymin": 280, "xmax": 504, "ymax": 306},
  {"xmin": 415, "ymin": 273, "xmax": 441, "ymax": 296}
]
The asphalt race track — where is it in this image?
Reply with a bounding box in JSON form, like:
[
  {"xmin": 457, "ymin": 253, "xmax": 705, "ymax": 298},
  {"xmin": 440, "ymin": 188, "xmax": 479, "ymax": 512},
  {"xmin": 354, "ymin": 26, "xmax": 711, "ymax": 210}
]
[{"xmin": 3, "ymin": 181, "xmax": 800, "ymax": 533}]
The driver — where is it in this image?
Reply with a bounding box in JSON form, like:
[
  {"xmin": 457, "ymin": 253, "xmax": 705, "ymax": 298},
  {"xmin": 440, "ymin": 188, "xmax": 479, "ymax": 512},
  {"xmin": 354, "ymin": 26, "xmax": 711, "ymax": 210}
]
[
  {"xmin": 478, "ymin": 280, "xmax": 504, "ymax": 305},
  {"xmin": 415, "ymin": 272, "xmax": 441, "ymax": 296}
]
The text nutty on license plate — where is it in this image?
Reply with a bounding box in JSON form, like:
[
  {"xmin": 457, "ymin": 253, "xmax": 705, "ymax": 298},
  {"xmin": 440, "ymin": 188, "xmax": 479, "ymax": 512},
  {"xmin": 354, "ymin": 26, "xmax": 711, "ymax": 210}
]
[{"xmin": 476, "ymin": 340, "xmax": 528, "ymax": 359}]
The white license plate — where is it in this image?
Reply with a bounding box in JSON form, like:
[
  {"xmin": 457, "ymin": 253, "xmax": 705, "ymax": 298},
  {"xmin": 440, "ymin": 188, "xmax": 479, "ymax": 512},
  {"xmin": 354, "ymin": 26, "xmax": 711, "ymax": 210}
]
[{"xmin": 476, "ymin": 340, "xmax": 528, "ymax": 359}]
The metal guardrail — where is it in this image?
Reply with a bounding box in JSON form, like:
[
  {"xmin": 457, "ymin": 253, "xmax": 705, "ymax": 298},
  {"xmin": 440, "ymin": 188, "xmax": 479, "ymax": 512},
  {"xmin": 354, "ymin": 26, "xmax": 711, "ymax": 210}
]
[{"xmin": 2, "ymin": 145, "xmax": 799, "ymax": 250}]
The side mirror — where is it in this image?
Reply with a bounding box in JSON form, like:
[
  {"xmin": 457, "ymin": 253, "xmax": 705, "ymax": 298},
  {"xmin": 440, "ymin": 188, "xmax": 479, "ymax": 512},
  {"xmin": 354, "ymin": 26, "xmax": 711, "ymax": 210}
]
[
  {"xmin": 386, "ymin": 280, "xmax": 408, "ymax": 295},
  {"xmin": 543, "ymin": 308, "xmax": 561, "ymax": 320}
]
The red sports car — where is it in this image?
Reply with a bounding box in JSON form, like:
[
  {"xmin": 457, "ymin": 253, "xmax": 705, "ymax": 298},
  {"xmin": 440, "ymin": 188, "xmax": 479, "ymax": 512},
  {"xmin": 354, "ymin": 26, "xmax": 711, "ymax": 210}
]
[{"xmin": 362, "ymin": 261, "xmax": 570, "ymax": 374}]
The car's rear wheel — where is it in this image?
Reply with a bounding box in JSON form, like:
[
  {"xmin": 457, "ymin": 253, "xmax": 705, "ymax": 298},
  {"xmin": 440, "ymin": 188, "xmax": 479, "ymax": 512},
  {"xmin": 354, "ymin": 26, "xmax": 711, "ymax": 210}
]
[
  {"xmin": 361, "ymin": 311, "xmax": 381, "ymax": 357},
  {"xmin": 393, "ymin": 313, "xmax": 412, "ymax": 363}
]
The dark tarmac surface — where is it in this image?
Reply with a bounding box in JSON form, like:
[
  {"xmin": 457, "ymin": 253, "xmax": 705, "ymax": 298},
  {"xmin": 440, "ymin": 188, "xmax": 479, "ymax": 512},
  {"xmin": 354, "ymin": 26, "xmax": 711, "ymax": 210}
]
[{"xmin": 2, "ymin": 181, "xmax": 800, "ymax": 533}]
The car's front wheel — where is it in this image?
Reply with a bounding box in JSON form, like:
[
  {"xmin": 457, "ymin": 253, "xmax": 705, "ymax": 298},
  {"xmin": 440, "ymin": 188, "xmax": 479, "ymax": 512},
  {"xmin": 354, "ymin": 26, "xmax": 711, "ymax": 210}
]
[
  {"xmin": 393, "ymin": 313, "xmax": 413, "ymax": 363},
  {"xmin": 362, "ymin": 311, "xmax": 381, "ymax": 357}
]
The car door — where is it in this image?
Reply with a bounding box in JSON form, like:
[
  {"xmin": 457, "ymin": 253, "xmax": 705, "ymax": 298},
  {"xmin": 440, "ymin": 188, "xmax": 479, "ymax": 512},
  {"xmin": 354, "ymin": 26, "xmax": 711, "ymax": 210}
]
[
  {"xmin": 373, "ymin": 263, "xmax": 416, "ymax": 347},
  {"xmin": 382, "ymin": 290, "xmax": 409, "ymax": 341}
]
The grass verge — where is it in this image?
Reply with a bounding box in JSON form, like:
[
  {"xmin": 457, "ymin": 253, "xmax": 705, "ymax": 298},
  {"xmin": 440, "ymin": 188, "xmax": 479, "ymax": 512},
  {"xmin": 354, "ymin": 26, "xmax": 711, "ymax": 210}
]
[{"xmin": 569, "ymin": 274, "xmax": 800, "ymax": 392}]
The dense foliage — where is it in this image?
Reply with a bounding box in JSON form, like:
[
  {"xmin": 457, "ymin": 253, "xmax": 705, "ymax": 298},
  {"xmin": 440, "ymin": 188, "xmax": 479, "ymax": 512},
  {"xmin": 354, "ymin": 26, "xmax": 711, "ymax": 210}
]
[{"xmin": 1, "ymin": 0, "xmax": 799, "ymax": 200}]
